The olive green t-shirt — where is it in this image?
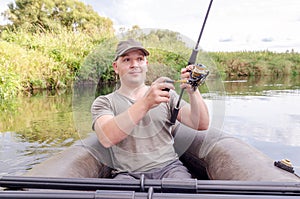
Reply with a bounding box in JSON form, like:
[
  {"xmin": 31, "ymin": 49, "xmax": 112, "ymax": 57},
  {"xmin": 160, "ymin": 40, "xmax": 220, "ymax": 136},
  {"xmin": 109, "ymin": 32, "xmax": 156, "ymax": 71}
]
[{"xmin": 91, "ymin": 90, "xmax": 187, "ymax": 172}]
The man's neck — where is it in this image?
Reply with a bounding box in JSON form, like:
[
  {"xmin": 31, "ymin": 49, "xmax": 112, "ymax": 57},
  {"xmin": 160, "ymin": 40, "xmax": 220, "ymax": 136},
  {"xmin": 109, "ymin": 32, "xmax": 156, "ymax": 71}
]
[{"xmin": 118, "ymin": 83, "xmax": 148, "ymax": 100}]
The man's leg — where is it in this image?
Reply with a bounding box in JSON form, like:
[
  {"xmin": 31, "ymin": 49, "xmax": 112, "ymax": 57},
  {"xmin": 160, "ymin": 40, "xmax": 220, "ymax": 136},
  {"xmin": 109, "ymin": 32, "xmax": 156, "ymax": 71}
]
[
  {"xmin": 156, "ymin": 159, "xmax": 192, "ymax": 179},
  {"xmin": 113, "ymin": 172, "xmax": 136, "ymax": 179}
]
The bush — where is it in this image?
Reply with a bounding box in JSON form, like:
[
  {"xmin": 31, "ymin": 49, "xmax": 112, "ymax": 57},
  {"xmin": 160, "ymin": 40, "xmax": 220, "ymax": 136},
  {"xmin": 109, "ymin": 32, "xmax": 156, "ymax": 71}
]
[{"xmin": 78, "ymin": 38, "xmax": 118, "ymax": 84}]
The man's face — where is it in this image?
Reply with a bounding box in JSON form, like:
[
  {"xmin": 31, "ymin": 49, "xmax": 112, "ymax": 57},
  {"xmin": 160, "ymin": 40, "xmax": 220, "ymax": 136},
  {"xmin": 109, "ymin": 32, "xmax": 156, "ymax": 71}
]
[{"xmin": 113, "ymin": 49, "xmax": 148, "ymax": 86}]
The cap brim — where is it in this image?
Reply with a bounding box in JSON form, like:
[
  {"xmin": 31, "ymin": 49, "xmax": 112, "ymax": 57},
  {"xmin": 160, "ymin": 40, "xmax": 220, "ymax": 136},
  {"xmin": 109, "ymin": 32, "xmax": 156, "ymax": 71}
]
[{"xmin": 114, "ymin": 47, "xmax": 149, "ymax": 61}]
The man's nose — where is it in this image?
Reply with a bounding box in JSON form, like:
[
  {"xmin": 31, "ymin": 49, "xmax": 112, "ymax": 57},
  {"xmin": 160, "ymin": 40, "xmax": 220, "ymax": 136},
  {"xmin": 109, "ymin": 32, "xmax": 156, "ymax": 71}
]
[{"xmin": 130, "ymin": 60, "xmax": 139, "ymax": 67}]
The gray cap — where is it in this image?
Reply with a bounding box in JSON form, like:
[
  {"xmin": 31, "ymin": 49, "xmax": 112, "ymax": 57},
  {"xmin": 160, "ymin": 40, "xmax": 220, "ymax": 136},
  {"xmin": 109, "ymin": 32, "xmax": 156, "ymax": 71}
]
[{"xmin": 114, "ymin": 38, "xmax": 150, "ymax": 61}]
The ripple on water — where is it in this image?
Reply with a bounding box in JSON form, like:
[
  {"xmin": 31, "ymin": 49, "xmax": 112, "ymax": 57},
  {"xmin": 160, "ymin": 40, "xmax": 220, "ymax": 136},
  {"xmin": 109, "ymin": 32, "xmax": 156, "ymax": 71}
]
[{"xmin": 0, "ymin": 131, "xmax": 69, "ymax": 176}]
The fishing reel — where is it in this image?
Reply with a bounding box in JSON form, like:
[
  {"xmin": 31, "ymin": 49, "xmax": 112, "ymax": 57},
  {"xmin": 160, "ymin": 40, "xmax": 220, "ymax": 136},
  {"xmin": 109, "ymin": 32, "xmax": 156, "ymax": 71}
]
[{"xmin": 187, "ymin": 63, "xmax": 209, "ymax": 90}]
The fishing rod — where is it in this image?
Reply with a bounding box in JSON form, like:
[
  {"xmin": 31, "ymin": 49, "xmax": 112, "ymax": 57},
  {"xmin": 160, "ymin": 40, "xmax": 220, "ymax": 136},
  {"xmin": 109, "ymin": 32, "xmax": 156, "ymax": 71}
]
[{"xmin": 169, "ymin": 0, "xmax": 213, "ymax": 124}]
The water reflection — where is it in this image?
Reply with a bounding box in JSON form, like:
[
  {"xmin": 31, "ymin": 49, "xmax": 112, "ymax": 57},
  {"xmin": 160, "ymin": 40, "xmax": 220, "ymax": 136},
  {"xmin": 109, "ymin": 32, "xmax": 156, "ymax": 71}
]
[
  {"xmin": 223, "ymin": 75, "xmax": 300, "ymax": 95},
  {"xmin": 0, "ymin": 132, "xmax": 53, "ymax": 176},
  {"xmin": 72, "ymin": 83, "xmax": 118, "ymax": 139},
  {"xmin": 0, "ymin": 89, "xmax": 79, "ymax": 144},
  {"xmin": 223, "ymin": 95, "xmax": 300, "ymax": 145},
  {"xmin": 222, "ymin": 76, "xmax": 300, "ymax": 147},
  {"xmin": 221, "ymin": 75, "xmax": 300, "ymax": 173},
  {"xmin": 0, "ymin": 75, "xmax": 299, "ymax": 175},
  {"xmin": 0, "ymin": 90, "xmax": 78, "ymax": 175}
]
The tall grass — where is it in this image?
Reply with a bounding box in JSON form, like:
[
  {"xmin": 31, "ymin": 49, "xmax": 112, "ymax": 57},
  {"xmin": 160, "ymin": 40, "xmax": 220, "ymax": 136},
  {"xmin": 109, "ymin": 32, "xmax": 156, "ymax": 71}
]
[
  {"xmin": 0, "ymin": 28, "xmax": 111, "ymax": 101},
  {"xmin": 209, "ymin": 51, "xmax": 300, "ymax": 77}
]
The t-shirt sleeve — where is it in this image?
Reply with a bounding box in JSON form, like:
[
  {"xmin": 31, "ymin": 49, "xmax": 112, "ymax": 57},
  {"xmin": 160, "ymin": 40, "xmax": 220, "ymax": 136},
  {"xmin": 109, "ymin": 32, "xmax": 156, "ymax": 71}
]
[{"xmin": 91, "ymin": 96, "xmax": 114, "ymax": 130}]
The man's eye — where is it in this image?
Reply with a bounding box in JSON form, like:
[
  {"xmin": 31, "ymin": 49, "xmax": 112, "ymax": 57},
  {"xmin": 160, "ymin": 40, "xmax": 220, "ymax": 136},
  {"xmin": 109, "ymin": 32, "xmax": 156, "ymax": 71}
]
[{"xmin": 123, "ymin": 58, "xmax": 130, "ymax": 62}]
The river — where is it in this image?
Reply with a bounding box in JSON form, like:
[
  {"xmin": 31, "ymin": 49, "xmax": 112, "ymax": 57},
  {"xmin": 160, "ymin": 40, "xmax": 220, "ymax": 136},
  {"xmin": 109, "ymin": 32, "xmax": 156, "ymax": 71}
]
[{"xmin": 1, "ymin": 75, "xmax": 300, "ymax": 176}]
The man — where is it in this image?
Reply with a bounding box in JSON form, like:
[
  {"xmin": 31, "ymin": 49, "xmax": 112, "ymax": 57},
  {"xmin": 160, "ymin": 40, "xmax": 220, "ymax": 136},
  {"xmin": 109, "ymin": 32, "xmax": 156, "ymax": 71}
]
[{"xmin": 91, "ymin": 38, "xmax": 209, "ymax": 179}]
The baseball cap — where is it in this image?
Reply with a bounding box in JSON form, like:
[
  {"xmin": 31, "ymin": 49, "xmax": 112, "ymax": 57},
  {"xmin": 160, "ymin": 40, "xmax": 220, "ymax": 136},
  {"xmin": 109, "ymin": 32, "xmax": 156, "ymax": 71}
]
[{"xmin": 114, "ymin": 38, "xmax": 150, "ymax": 61}]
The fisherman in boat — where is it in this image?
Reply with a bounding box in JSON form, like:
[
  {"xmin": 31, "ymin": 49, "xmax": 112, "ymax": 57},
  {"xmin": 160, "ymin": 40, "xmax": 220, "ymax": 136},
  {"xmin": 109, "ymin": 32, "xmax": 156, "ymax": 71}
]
[{"xmin": 91, "ymin": 38, "xmax": 209, "ymax": 179}]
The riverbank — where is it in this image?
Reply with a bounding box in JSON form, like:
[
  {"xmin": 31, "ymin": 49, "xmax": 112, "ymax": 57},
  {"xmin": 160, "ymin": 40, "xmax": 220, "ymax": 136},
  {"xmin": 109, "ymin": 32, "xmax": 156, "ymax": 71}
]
[{"xmin": 1, "ymin": 29, "xmax": 299, "ymax": 101}]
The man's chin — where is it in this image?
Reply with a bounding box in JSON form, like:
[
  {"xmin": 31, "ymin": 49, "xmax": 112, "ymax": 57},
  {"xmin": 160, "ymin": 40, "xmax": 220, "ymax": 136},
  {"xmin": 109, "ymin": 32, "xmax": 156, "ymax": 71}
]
[
  {"xmin": 122, "ymin": 74, "xmax": 145, "ymax": 83},
  {"xmin": 122, "ymin": 78, "xmax": 144, "ymax": 86}
]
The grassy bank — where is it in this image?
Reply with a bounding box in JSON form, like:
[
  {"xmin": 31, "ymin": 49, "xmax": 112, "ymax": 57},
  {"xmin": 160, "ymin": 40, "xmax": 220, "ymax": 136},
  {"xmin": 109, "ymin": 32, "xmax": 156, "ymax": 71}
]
[
  {"xmin": 0, "ymin": 29, "xmax": 111, "ymax": 100},
  {"xmin": 1, "ymin": 29, "xmax": 300, "ymax": 102},
  {"xmin": 209, "ymin": 51, "xmax": 300, "ymax": 77}
]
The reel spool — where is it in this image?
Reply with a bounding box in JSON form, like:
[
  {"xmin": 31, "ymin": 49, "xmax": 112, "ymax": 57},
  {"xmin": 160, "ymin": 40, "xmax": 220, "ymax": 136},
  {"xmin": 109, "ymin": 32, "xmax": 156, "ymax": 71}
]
[{"xmin": 188, "ymin": 64, "xmax": 209, "ymax": 90}]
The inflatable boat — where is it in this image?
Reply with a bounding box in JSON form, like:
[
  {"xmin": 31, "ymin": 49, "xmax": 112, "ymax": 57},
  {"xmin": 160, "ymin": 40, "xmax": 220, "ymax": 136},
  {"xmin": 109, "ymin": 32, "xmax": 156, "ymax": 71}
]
[
  {"xmin": 1, "ymin": 124, "xmax": 300, "ymax": 198},
  {"xmin": 21, "ymin": 124, "xmax": 299, "ymax": 181}
]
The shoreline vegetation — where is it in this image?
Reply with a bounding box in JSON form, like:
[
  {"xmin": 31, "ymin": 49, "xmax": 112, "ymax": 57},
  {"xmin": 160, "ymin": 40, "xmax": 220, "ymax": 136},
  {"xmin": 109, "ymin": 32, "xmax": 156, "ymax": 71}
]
[
  {"xmin": 1, "ymin": 1, "xmax": 299, "ymax": 102},
  {"xmin": 1, "ymin": 28, "xmax": 299, "ymax": 101}
]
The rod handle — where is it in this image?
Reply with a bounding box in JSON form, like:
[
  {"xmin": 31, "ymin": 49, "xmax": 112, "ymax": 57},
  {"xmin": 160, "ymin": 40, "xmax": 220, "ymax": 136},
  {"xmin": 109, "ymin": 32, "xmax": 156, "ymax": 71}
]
[{"xmin": 170, "ymin": 107, "xmax": 180, "ymax": 124}]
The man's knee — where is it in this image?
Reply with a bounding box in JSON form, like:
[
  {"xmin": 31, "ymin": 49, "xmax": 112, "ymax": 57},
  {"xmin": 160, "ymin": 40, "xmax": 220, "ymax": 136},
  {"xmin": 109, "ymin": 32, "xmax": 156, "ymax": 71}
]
[
  {"xmin": 113, "ymin": 173, "xmax": 136, "ymax": 180},
  {"xmin": 162, "ymin": 161, "xmax": 192, "ymax": 179}
]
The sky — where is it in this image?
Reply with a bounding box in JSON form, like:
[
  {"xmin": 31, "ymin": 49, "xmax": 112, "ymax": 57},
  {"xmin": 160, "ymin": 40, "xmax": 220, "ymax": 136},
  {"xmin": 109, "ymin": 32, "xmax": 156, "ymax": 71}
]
[{"xmin": 1, "ymin": 0, "xmax": 300, "ymax": 52}]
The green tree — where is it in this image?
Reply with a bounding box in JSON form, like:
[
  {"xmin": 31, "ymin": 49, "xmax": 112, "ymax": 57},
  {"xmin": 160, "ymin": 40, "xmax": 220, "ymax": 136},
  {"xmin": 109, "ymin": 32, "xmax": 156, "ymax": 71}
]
[
  {"xmin": 2, "ymin": 0, "xmax": 114, "ymax": 34},
  {"xmin": 118, "ymin": 26, "xmax": 190, "ymax": 54}
]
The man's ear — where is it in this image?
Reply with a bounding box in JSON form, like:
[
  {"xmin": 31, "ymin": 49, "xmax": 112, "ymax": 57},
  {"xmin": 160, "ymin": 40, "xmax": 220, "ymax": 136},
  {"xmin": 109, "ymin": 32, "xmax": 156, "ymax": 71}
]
[{"xmin": 112, "ymin": 62, "xmax": 118, "ymax": 74}]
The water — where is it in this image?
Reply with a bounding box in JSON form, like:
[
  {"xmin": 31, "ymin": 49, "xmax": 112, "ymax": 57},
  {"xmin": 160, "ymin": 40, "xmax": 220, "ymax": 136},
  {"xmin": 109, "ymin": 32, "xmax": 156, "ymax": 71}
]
[
  {"xmin": 0, "ymin": 76, "xmax": 300, "ymax": 176},
  {"xmin": 221, "ymin": 76, "xmax": 300, "ymax": 175}
]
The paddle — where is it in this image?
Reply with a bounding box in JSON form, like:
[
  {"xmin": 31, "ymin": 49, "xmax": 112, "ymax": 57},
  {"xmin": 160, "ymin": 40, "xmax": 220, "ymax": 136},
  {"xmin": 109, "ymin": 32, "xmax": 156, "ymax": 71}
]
[
  {"xmin": 1, "ymin": 176, "xmax": 300, "ymax": 196},
  {"xmin": 1, "ymin": 189, "xmax": 299, "ymax": 199}
]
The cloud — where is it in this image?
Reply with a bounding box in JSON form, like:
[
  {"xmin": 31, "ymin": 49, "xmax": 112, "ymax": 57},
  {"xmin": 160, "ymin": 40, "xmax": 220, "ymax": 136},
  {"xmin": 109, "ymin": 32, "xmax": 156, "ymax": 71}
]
[
  {"xmin": 219, "ymin": 38, "xmax": 233, "ymax": 43},
  {"xmin": 261, "ymin": 38, "xmax": 273, "ymax": 42}
]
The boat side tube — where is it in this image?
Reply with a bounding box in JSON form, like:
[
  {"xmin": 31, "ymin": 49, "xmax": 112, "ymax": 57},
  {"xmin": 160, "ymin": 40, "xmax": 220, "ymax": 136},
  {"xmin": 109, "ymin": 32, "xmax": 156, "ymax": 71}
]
[
  {"xmin": 25, "ymin": 125, "xmax": 299, "ymax": 182},
  {"xmin": 174, "ymin": 124, "xmax": 300, "ymax": 182},
  {"xmin": 24, "ymin": 135, "xmax": 111, "ymax": 178}
]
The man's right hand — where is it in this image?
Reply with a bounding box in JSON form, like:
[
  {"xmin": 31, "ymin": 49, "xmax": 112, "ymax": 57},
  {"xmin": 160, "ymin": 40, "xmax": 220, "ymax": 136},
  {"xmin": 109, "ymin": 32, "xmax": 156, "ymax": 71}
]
[{"xmin": 143, "ymin": 77, "xmax": 175, "ymax": 109}]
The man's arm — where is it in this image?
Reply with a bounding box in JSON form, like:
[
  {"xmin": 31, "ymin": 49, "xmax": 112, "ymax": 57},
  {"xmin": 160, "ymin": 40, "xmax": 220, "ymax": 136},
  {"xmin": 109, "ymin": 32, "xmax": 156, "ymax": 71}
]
[
  {"xmin": 93, "ymin": 99, "xmax": 149, "ymax": 148},
  {"xmin": 93, "ymin": 77, "xmax": 175, "ymax": 148},
  {"xmin": 177, "ymin": 89, "xmax": 209, "ymax": 130},
  {"xmin": 176, "ymin": 65, "xmax": 210, "ymax": 130}
]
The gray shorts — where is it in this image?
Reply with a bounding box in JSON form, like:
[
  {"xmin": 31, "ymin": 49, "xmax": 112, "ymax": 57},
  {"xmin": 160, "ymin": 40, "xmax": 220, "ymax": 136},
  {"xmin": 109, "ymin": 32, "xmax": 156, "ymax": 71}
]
[{"xmin": 112, "ymin": 159, "xmax": 191, "ymax": 180}]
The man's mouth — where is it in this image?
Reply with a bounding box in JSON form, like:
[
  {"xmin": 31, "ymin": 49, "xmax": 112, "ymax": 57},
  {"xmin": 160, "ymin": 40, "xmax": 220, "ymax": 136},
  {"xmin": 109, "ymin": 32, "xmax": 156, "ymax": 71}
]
[{"xmin": 128, "ymin": 70, "xmax": 142, "ymax": 74}]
